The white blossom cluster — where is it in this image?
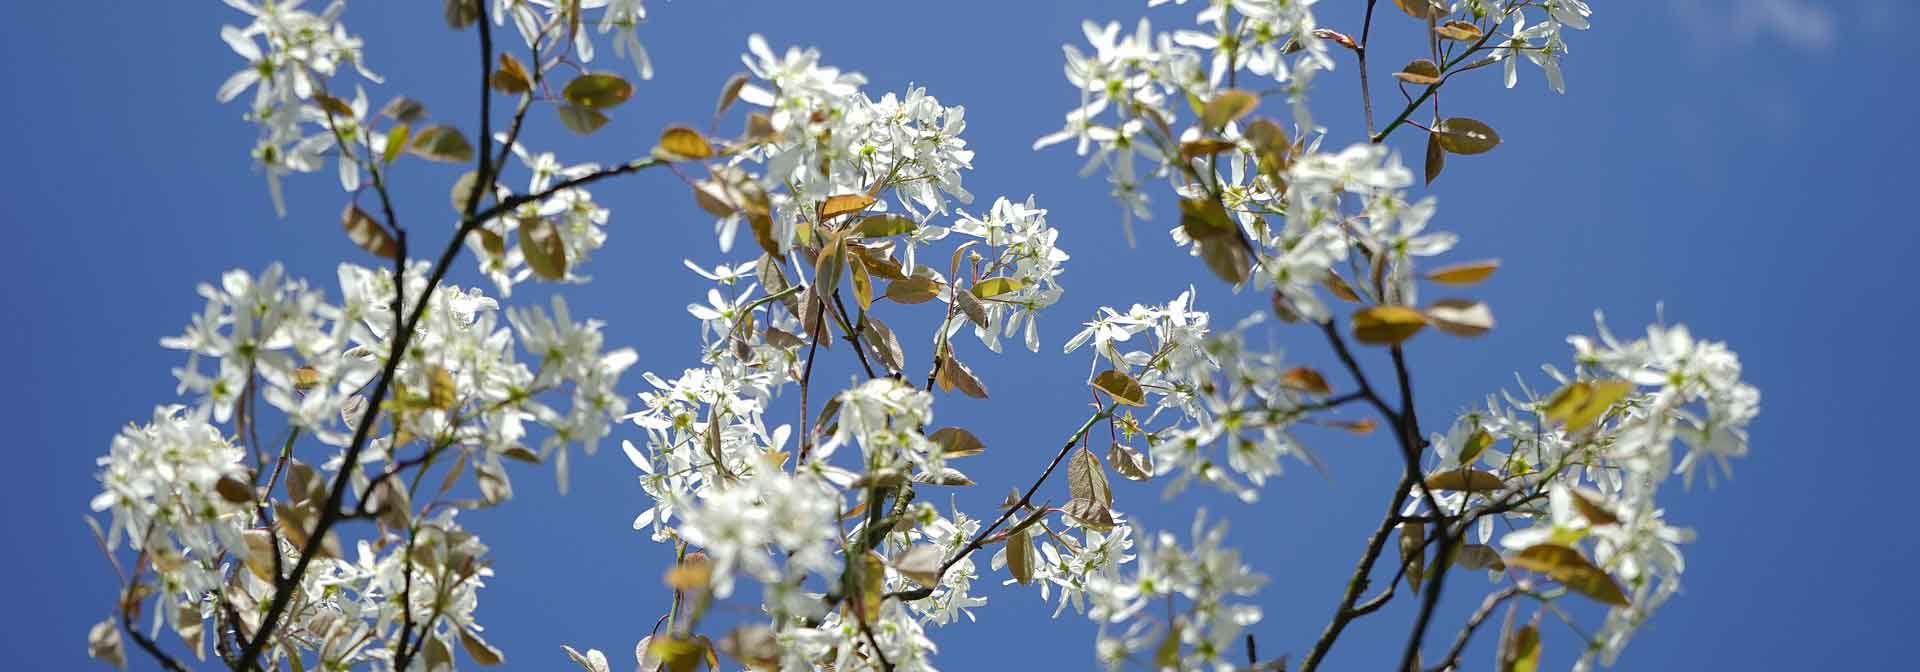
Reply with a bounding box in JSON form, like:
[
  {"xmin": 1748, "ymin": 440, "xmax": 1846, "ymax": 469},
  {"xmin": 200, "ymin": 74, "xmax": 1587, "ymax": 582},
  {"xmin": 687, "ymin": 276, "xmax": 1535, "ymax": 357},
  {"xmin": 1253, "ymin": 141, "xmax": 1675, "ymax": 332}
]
[
  {"xmin": 90, "ymin": 257, "xmax": 633, "ymax": 669},
  {"xmin": 1422, "ymin": 311, "xmax": 1759, "ymax": 670}
]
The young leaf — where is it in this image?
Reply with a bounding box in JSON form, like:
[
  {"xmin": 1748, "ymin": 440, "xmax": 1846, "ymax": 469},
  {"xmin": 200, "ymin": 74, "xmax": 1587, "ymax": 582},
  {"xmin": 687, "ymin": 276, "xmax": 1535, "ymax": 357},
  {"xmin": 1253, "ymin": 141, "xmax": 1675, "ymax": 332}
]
[
  {"xmin": 812, "ymin": 234, "xmax": 846, "ymax": 301},
  {"xmin": 818, "ymin": 193, "xmax": 875, "ymax": 220},
  {"xmin": 1067, "ymin": 447, "xmax": 1113, "ymax": 507},
  {"xmin": 518, "ymin": 216, "xmax": 568, "ymax": 280},
  {"xmin": 556, "ymin": 105, "xmax": 609, "ymax": 135},
  {"xmin": 1092, "ymin": 370, "xmax": 1146, "ymax": 407},
  {"xmin": 857, "ymin": 213, "xmax": 917, "ymax": 237},
  {"xmin": 715, "ymin": 72, "xmax": 750, "ymax": 117},
  {"xmin": 1278, "ymin": 366, "xmax": 1332, "ymax": 396},
  {"xmin": 890, "ymin": 545, "xmax": 945, "ymax": 588},
  {"xmin": 1400, "ymin": 522, "xmax": 1426, "ymax": 595},
  {"xmin": 1179, "ymin": 197, "xmax": 1236, "ymax": 240},
  {"xmin": 1435, "ymin": 117, "xmax": 1502, "ymax": 155},
  {"xmin": 1351, "ymin": 305, "xmax": 1428, "ymax": 345},
  {"xmin": 1424, "ymin": 467, "xmax": 1505, "ymax": 493},
  {"xmin": 972, "ymin": 277, "xmax": 1024, "ymax": 299},
  {"xmin": 656, "ymin": 126, "xmax": 714, "ymax": 159},
  {"xmin": 1007, "ymin": 527, "xmax": 1034, "ymax": 584},
  {"xmin": 341, "ymin": 204, "xmax": 398, "ymax": 259},
  {"xmin": 490, "ymin": 53, "xmax": 531, "ymax": 93},
  {"xmin": 380, "ymin": 96, "xmax": 427, "ymax": 123},
  {"xmin": 1458, "ymin": 428, "xmax": 1494, "ymax": 465},
  {"xmin": 938, "ymin": 354, "xmax": 989, "ymax": 399},
  {"xmin": 1425, "ymin": 299, "xmax": 1495, "ymax": 337},
  {"xmin": 562, "ymin": 73, "xmax": 633, "ymax": 109},
  {"xmin": 1393, "ymin": 0, "xmax": 1441, "ymax": 20},
  {"xmin": 1201, "ymin": 89, "xmax": 1259, "ymax": 128},
  {"xmin": 928, "ymin": 427, "xmax": 985, "ymax": 458},
  {"xmin": 849, "ymin": 253, "xmax": 874, "ymax": 310},
  {"xmin": 1455, "ymin": 543, "xmax": 1506, "ymax": 571},
  {"xmin": 1570, "ymin": 488, "xmax": 1621, "ymax": 526},
  {"xmin": 884, "ymin": 277, "xmax": 940, "ymax": 304},
  {"xmin": 409, "ymin": 125, "xmax": 475, "ymax": 163},
  {"xmin": 863, "ymin": 317, "xmax": 904, "ymax": 373},
  {"xmin": 1425, "ymin": 259, "xmax": 1499, "ymax": 285},
  {"xmin": 1394, "ymin": 59, "xmax": 1442, "ymax": 85},
  {"xmin": 1200, "ymin": 238, "xmax": 1251, "ymax": 284},
  {"xmin": 1424, "ymin": 130, "xmax": 1445, "ymax": 184},
  {"xmin": 1061, "ymin": 497, "xmax": 1115, "ymax": 531},
  {"xmin": 1504, "ymin": 543, "xmax": 1631, "ymax": 607},
  {"xmin": 1542, "ymin": 379, "xmax": 1634, "ymax": 431},
  {"xmin": 1502, "ymin": 624, "xmax": 1542, "ymax": 672},
  {"xmin": 1109, "ymin": 442, "xmax": 1153, "ymax": 481},
  {"xmin": 953, "ymin": 289, "xmax": 989, "ymax": 328},
  {"xmin": 459, "ymin": 627, "xmax": 505, "ymax": 666},
  {"xmin": 1435, "ymin": 20, "xmax": 1485, "ymax": 41}
]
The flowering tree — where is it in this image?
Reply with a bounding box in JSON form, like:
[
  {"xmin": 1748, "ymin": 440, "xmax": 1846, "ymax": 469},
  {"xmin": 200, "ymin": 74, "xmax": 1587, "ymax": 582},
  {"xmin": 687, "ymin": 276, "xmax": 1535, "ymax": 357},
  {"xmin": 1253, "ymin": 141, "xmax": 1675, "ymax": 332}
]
[{"xmin": 84, "ymin": 1, "xmax": 1759, "ymax": 671}]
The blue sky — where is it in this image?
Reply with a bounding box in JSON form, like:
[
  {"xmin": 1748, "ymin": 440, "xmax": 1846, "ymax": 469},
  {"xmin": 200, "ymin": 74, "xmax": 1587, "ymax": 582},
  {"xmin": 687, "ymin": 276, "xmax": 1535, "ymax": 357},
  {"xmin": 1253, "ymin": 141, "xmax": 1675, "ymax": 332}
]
[{"xmin": 4, "ymin": 1, "xmax": 1915, "ymax": 669}]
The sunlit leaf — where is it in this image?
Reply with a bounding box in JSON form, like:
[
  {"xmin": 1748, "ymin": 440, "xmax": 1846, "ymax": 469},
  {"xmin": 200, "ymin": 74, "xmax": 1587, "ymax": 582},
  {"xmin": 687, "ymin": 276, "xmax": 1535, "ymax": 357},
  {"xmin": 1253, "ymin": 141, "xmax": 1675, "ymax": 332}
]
[
  {"xmin": 1424, "ymin": 467, "xmax": 1505, "ymax": 493},
  {"xmin": 1425, "ymin": 299, "xmax": 1495, "ymax": 337},
  {"xmin": 1394, "ymin": 59, "xmax": 1442, "ymax": 85},
  {"xmin": 381, "ymin": 96, "xmax": 427, "ymax": 123},
  {"xmin": 518, "ymin": 216, "xmax": 568, "ymax": 280},
  {"xmin": 1502, "ymin": 624, "xmax": 1541, "ymax": 672},
  {"xmin": 556, "ymin": 105, "xmax": 609, "ymax": 135},
  {"xmin": 459, "ymin": 627, "xmax": 505, "ymax": 666},
  {"xmin": 1400, "ymin": 522, "xmax": 1426, "ymax": 595},
  {"xmin": 715, "ymin": 72, "xmax": 750, "ymax": 118},
  {"xmin": 1351, "ymin": 305, "xmax": 1428, "ymax": 345},
  {"xmin": 341, "ymin": 204, "xmax": 398, "ymax": 259},
  {"xmin": 862, "ymin": 317, "xmax": 905, "ymax": 373},
  {"xmin": 1435, "ymin": 117, "xmax": 1501, "ymax": 155},
  {"xmin": 1504, "ymin": 543, "xmax": 1630, "ymax": 607},
  {"xmin": 972, "ymin": 277, "xmax": 1024, "ymax": 299},
  {"xmin": 857, "ymin": 213, "xmax": 917, "ymax": 238},
  {"xmin": 953, "ymin": 289, "xmax": 989, "ymax": 328},
  {"xmin": 1570, "ymin": 488, "xmax": 1621, "ymax": 526},
  {"xmin": 656, "ymin": 125, "xmax": 714, "ymax": 159},
  {"xmin": 1435, "ymin": 20, "xmax": 1485, "ymax": 41},
  {"xmin": 1092, "ymin": 370, "xmax": 1146, "ymax": 407},
  {"xmin": 1179, "ymin": 198, "xmax": 1237, "ymax": 240},
  {"xmin": 1108, "ymin": 442, "xmax": 1153, "ymax": 481},
  {"xmin": 563, "ymin": 73, "xmax": 633, "ymax": 109},
  {"xmin": 884, "ymin": 277, "xmax": 939, "ymax": 304},
  {"xmin": 849, "ymin": 254, "xmax": 873, "ymax": 310},
  {"xmin": 818, "ymin": 193, "xmax": 875, "ymax": 221},
  {"xmin": 938, "ymin": 354, "xmax": 989, "ymax": 399},
  {"xmin": 490, "ymin": 53, "xmax": 531, "ymax": 94},
  {"xmin": 1425, "ymin": 259, "xmax": 1499, "ymax": 285},
  {"xmin": 891, "ymin": 545, "xmax": 945, "ymax": 588},
  {"xmin": 812, "ymin": 235, "xmax": 846, "ymax": 301},
  {"xmin": 1067, "ymin": 447, "xmax": 1113, "ymax": 507},
  {"xmin": 1007, "ymin": 527, "xmax": 1034, "ymax": 584},
  {"xmin": 928, "ymin": 427, "xmax": 985, "ymax": 458},
  {"xmin": 1279, "ymin": 366, "xmax": 1332, "ymax": 396},
  {"xmin": 409, "ymin": 125, "xmax": 474, "ymax": 163},
  {"xmin": 1542, "ymin": 379, "xmax": 1634, "ymax": 431},
  {"xmin": 1061, "ymin": 497, "xmax": 1114, "ymax": 531},
  {"xmin": 1323, "ymin": 273, "xmax": 1363, "ymax": 302},
  {"xmin": 1459, "ymin": 428, "xmax": 1494, "ymax": 465},
  {"xmin": 1424, "ymin": 128, "xmax": 1445, "ymax": 184},
  {"xmin": 1201, "ymin": 89, "xmax": 1259, "ymax": 128},
  {"xmin": 1392, "ymin": 0, "xmax": 1442, "ymax": 19}
]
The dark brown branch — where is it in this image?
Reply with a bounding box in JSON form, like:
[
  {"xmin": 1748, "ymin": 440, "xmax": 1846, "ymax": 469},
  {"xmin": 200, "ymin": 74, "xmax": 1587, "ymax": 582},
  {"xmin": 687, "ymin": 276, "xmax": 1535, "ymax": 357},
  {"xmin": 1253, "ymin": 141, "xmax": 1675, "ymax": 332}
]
[{"xmin": 1427, "ymin": 585, "xmax": 1522, "ymax": 672}]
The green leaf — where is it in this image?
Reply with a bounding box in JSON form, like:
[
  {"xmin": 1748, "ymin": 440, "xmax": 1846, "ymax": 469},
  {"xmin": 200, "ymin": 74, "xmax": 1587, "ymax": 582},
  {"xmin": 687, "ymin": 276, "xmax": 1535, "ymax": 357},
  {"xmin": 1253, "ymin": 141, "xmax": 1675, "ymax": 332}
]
[
  {"xmin": 1435, "ymin": 117, "xmax": 1502, "ymax": 155},
  {"xmin": 884, "ymin": 277, "xmax": 940, "ymax": 304},
  {"xmin": 972, "ymin": 277, "xmax": 1024, "ymax": 299},
  {"xmin": 1542, "ymin": 379, "xmax": 1634, "ymax": 431},
  {"xmin": 1351, "ymin": 305, "xmax": 1428, "ymax": 345},
  {"xmin": 562, "ymin": 73, "xmax": 633, "ymax": 109},
  {"xmin": 1504, "ymin": 543, "xmax": 1631, "ymax": 607},
  {"xmin": 556, "ymin": 105, "xmax": 609, "ymax": 135},
  {"xmin": 1201, "ymin": 89, "xmax": 1259, "ymax": 129},
  {"xmin": 409, "ymin": 125, "xmax": 474, "ymax": 163},
  {"xmin": 1459, "ymin": 428, "xmax": 1494, "ymax": 465},
  {"xmin": 383, "ymin": 123, "xmax": 410, "ymax": 164},
  {"xmin": 341, "ymin": 204, "xmax": 397, "ymax": 259},
  {"xmin": 812, "ymin": 235, "xmax": 846, "ymax": 301},
  {"xmin": 518, "ymin": 216, "xmax": 568, "ymax": 280},
  {"xmin": 656, "ymin": 125, "xmax": 714, "ymax": 159},
  {"xmin": 1502, "ymin": 624, "xmax": 1541, "ymax": 672},
  {"xmin": 857, "ymin": 213, "xmax": 917, "ymax": 238},
  {"xmin": 849, "ymin": 254, "xmax": 873, "ymax": 310},
  {"xmin": 1092, "ymin": 370, "xmax": 1146, "ymax": 407}
]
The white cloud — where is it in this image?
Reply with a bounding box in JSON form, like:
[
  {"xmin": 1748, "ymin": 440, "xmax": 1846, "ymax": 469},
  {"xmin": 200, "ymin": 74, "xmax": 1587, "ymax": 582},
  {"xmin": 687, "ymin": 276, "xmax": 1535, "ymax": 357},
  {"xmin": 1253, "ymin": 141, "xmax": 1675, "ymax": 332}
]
[{"xmin": 1672, "ymin": 0, "xmax": 1836, "ymax": 52}]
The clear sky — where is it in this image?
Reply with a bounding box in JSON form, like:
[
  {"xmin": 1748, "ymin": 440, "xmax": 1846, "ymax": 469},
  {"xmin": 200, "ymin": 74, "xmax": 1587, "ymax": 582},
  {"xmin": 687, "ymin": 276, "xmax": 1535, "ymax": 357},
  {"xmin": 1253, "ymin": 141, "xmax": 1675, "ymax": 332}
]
[{"xmin": 4, "ymin": 1, "xmax": 1915, "ymax": 669}]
